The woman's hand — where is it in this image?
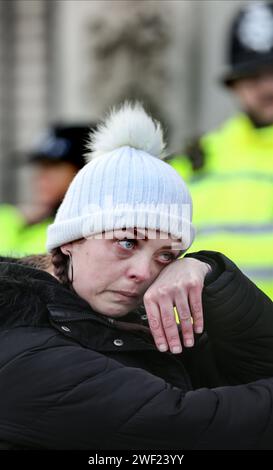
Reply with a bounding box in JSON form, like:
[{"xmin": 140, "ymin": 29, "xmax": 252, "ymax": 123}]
[{"xmin": 143, "ymin": 257, "xmax": 211, "ymax": 354}]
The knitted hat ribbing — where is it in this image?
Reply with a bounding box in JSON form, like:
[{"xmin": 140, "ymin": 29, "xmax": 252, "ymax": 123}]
[{"xmin": 46, "ymin": 103, "xmax": 194, "ymax": 252}]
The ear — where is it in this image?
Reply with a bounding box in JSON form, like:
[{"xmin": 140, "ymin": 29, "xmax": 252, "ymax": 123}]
[{"xmin": 60, "ymin": 243, "xmax": 73, "ymax": 256}]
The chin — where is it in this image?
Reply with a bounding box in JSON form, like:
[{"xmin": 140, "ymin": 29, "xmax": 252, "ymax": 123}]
[
  {"xmin": 95, "ymin": 302, "xmax": 132, "ymax": 317},
  {"xmin": 256, "ymin": 110, "xmax": 273, "ymax": 126}
]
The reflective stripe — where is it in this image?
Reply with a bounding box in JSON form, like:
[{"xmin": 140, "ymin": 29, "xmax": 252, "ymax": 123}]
[
  {"xmin": 197, "ymin": 223, "xmax": 273, "ymax": 235},
  {"xmin": 190, "ymin": 171, "xmax": 273, "ymax": 184},
  {"xmin": 242, "ymin": 267, "xmax": 273, "ymax": 281}
]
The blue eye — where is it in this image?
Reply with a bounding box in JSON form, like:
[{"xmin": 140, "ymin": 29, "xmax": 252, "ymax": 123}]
[{"xmin": 117, "ymin": 239, "xmax": 136, "ymax": 250}]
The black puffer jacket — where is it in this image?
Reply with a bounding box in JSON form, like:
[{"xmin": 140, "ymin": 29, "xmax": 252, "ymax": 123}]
[{"xmin": 0, "ymin": 251, "xmax": 272, "ymax": 450}]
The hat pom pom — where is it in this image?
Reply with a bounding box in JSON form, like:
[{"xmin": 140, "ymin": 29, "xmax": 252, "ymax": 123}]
[{"xmin": 85, "ymin": 101, "xmax": 166, "ymax": 162}]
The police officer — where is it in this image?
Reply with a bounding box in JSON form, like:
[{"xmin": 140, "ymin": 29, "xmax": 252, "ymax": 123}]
[
  {"xmin": 0, "ymin": 125, "xmax": 94, "ymax": 256},
  {"xmin": 170, "ymin": 2, "xmax": 273, "ymax": 299}
]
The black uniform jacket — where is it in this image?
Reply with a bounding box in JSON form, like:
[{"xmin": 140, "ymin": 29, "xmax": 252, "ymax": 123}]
[{"xmin": 0, "ymin": 251, "xmax": 272, "ymax": 450}]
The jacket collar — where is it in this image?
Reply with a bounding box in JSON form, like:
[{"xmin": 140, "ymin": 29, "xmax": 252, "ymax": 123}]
[{"xmin": 0, "ymin": 261, "xmax": 155, "ymax": 352}]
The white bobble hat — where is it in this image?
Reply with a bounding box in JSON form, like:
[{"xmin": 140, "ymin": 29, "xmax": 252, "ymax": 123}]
[{"xmin": 46, "ymin": 102, "xmax": 195, "ymax": 252}]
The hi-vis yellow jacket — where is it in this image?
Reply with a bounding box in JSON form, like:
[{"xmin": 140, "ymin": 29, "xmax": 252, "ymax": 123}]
[
  {"xmin": 170, "ymin": 114, "xmax": 273, "ymax": 299},
  {"xmin": 0, "ymin": 204, "xmax": 52, "ymax": 256}
]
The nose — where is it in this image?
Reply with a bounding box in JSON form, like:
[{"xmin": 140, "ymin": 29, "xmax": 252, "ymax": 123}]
[{"xmin": 126, "ymin": 255, "xmax": 154, "ymax": 283}]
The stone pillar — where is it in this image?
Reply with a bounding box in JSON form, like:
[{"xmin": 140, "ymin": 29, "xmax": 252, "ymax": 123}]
[{"xmin": 0, "ymin": 0, "xmax": 51, "ymax": 203}]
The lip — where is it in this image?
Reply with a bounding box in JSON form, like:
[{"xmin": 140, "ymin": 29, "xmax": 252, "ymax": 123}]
[{"xmin": 111, "ymin": 290, "xmax": 140, "ymax": 298}]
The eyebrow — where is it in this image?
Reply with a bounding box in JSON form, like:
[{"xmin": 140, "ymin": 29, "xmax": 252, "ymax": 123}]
[{"xmin": 119, "ymin": 229, "xmax": 182, "ymax": 251}]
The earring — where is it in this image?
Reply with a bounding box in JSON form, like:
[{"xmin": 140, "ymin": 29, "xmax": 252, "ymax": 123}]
[{"xmin": 66, "ymin": 250, "xmax": 74, "ymax": 283}]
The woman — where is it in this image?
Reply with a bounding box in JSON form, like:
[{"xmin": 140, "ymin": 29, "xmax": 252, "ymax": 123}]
[{"xmin": 0, "ymin": 103, "xmax": 273, "ymax": 450}]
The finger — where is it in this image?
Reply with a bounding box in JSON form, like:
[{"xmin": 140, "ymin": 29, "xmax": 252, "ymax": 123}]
[
  {"xmin": 158, "ymin": 296, "xmax": 182, "ymax": 354},
  {"xmin": 175, "ymin": 290, "xmax": 194, "ymax": 348},
  {"xmin": 188, "ymin": 284, "xmax": 204, "ymax": 334},
  {"xmin": 144, "ymin": 295, "xmax": 169, "ymax": 352}
]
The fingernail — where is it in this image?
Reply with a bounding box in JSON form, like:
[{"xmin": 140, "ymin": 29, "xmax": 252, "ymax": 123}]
[
  {"xmin": 158, "ymin": 344, "xmax": 168, "ymax": 352},
  {"xmin": 185, "ymin": 339, "xmax": 194, "ymax": 347},
  {"xmin": 196, "ymin": 327, "xmax": 203, "ymax": 334},
  {"xmin": 171, "ymin": 346, "xmax": 182, "ymax": 354}
]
